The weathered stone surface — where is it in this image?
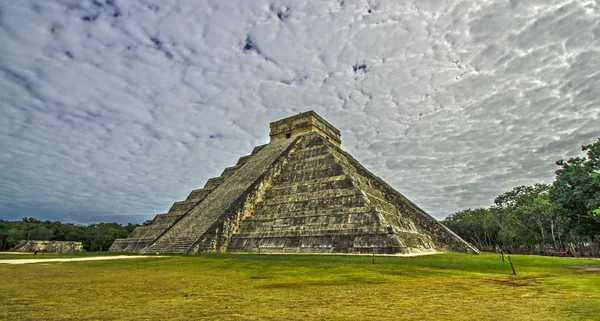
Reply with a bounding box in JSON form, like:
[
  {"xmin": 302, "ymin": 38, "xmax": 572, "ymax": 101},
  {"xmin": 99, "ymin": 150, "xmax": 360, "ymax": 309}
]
[
  {"xmin": 270, "ymin": 111, "xmax": 341, "ymax": 147},
  {"xmin": 144, "ymin": 137, "xmax": 297, "ymax": 254},
  {"xmin": 110, "ymin": 111, "xmax": 478, "ymax": 255},
  {"xmin": 10, "ymin": 240, "xmax": 83, "ymax": 253}
]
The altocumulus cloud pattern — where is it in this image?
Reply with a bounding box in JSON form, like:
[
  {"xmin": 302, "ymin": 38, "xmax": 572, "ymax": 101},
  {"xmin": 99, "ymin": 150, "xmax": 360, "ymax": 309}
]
[{"xmin": 0, "ymin": 0, "xmax": 599, "ymax": 224}]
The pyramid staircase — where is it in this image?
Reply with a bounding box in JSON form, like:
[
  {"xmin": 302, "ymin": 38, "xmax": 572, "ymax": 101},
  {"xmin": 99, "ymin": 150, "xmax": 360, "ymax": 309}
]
[
  {"xmin": 140, "ymin": 138, "xmax": 296, "ymax": 253},
  {"xmin": 109, "ymin": 144, "xmax": 267, "ymax": 253},
  {"xmin": 8, "ymin": 240, "xmax": 30, "ymax": 252}
]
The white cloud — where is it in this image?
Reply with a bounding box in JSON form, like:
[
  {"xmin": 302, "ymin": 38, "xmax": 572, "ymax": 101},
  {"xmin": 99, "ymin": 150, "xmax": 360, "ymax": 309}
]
[{"xmin": 0, "ymin": 0, "xmax": 598, "ymax": 223}]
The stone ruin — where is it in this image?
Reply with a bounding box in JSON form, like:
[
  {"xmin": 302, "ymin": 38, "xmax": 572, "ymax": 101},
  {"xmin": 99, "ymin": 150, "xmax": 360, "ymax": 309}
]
[
  {"xmin": 10, "ymin": 240, "xmax": 84, "ymax": 253},
  {"xmin": 110, "ymin": 111, "xmax": 478, "ymax": 255}
]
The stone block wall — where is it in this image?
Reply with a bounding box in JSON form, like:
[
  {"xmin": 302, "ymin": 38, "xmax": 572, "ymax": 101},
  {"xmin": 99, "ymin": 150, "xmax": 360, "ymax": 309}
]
[
  {"xmin": 269, "ymin": 111, "xmax": 341, "ymax": 147},
  {"xmin": 10, "ymin": 240, "xmax": 84, "ymax": 253}
]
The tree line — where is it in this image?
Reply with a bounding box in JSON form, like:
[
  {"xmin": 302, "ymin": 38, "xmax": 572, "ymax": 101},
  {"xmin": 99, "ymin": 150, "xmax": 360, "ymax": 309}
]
[
  {"xmin": 442, "ymin": 138, "xmax": 600, "ymax": 256},
  {"xmin": 0, "ymin": 218, "xmax": 141, "ymax": 252}
]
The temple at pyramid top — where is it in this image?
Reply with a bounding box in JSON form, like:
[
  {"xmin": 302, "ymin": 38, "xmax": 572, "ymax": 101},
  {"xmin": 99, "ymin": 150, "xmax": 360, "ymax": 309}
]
[
  {"xmin": 110, "ymin": 111, "xmax": 478, "ymax": 255},
  {"xmin": 269, "ymin": 111, "xmax": 341, "ymax": 147}
]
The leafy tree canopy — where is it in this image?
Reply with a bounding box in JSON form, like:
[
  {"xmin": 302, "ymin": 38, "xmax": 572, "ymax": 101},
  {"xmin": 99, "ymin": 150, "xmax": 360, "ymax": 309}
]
[{"xmin": 550, "ymin": 139, "xmax": 600, "ymax": 238}]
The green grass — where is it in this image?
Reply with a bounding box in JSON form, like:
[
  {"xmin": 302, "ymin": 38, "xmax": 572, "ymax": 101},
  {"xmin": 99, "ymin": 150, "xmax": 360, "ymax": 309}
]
[
  {"xmin": 0, "ymin": 251, "xmax": 151, "ymax": 260},
  {"xmin": 1, "ymin": 253, "xmax": 599, "ymax": 320}
]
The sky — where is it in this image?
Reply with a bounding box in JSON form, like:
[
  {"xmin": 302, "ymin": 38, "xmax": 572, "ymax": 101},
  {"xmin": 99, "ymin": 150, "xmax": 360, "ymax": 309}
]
[{"xmin": 0, "ymin": 0, "xmax": 599, "ymax": 225}]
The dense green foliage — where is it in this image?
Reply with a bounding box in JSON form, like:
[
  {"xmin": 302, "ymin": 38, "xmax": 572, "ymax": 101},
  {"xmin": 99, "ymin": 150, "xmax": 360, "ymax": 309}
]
[
  {"xmin": 443, "ymin": 139, "xmax": 600, "ymax": 255},
  {"xmin": 0, "ymin": 218, "xmax": 139, "ymax": 251}
]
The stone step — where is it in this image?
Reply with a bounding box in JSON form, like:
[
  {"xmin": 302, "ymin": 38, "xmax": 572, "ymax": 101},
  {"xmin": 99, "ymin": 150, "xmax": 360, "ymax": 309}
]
[
  {"xmin": 149, "ymin": 248, "xmax": 188, "ymax": 254},
  {"xmin": 287, "ymin": 151, "xmax": 332, "ymax": 163},
  {"xmin": 151, "ymin": 213, "xmax": 183, "ymax": 226},
  {"xmin": 261, "ymin": 188, "xmax": 360, "ymax": 206},
  {"xmin": 286, "ymin": 145, "xmax": 329, "ymax": 160},
  {"xmin": 239, "ymin": 212, "xmax": 378, "ymax": 228},
  {"xmin": 109, "ymin": 239, "xmax": 155, "ymax": 253},
  {"xmin": 228, "ymin": 232, "xmax": 416, "ymax": 253},
  {"xmin": 228, "ymin": 246, "xmax": 416, "ymax": 255},
  {"xmin": 253, "ymin": 194, "xmax": 367, "ymax": 213},
  {"xmin": 174, "ymin": 162, "xmax": 248, "ymax": 215},
  {"xmin": 282, "ymin": 154, "xmax": 336, "ymax": 171},
  {"xmin": 220, "ymin": 165, "xmax": 241, "ymax": 179},
  {"xmin": 244, "ymin": 206, "xmax": 373, "ymax": 220},
  {"xmin": 273, "ymin": 166, "xmax": 345, "ymax": 184},
  {"xmin": 265, "ymin": 175, "xmax": 351, "ymax": 194},
  {"xmin": 168, "ymin": 233, "xmax": 202, "ymax": 240},
  {"xmin": 204, "ymin": 177, "xmax": 224, "ymax": 189},
  {"xmin": 168, "ymin": 239, "xmax": 196, "ymax": 245},
  {"xmin": 239, "ymin": 223, "xmax": 388, "ymax": 235},
  {"xmin": 251, "ymin": 144, "xmax": 267, "ymax": 155},
  {"xmin": 186, "ymin": 188, "xmax": 211, "ymax": 201},
  {"xmin": 168, "ymin": 200, "xmax": 198, "ymax": 214},
  {"xmin": 185, "ymin": 164, "xmax": 246, "ymax": 202},
  {"xmin": 148, "ymin": 238, "xmax": 196, "ymax": 253},
  {"xmin": 128, "ymin": 226, "xmax": 169, "ymax": 239},
  {"xmin": 236, "ymin": 155, "xmax": 251, "ymax": 166},
  {"xmin": 231, "ymin": 227, "xmax": 394, "ymax": 239}
]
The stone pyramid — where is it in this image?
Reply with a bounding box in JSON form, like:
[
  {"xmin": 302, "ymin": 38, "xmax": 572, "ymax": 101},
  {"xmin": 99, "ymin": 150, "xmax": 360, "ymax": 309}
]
[{"xmin": 110, "ymin": 111, "xmax": 478, "ymax": 255}]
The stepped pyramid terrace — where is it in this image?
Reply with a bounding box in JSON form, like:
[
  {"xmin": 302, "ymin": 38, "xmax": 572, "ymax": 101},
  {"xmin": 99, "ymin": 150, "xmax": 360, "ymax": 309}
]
[{"xmin": 110, "ymin": 111, "xmax": 478, "ymax": 255}]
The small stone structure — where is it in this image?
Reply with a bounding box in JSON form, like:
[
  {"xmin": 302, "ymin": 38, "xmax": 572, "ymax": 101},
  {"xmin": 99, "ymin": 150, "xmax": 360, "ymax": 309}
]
[
  {"xmin": 110, "ymin": 111, "xmax": 478, "ymax": 255},
  {"xmin": 10, "ymin": 240, "xmax": 84, "ymax": 253}
]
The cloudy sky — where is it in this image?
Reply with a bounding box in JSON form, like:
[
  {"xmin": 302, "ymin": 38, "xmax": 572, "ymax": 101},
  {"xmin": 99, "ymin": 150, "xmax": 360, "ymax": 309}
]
[{"xmin": 1, "ymin": 0, "xmax": 598, "ymax": 224}]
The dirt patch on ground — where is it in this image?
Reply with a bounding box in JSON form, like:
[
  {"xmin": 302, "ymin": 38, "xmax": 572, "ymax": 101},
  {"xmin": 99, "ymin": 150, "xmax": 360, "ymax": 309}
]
[
  {"xmin": 0, "ymin": 256, "xmax": 163, "ymax": 265},
  {"xmin": 492, "ymin": 267, "xmax": 600, "ymax": 287},
  {"xmin": 493, "ymin": 278, "xmax": 540, "ymax": 287}
]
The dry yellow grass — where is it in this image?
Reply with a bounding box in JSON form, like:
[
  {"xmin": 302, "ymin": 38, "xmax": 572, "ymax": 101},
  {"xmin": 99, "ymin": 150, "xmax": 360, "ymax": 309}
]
[{"xmin": 1, "ymin": 253, "xmax": 599, "ymax": 320}]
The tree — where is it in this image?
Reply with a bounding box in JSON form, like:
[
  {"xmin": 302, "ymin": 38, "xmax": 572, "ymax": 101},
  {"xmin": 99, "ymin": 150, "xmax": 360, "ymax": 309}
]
[
  {"xmin": 0, "ymin": 224, "xmax": 9, "ymax": 251},
  {"xmin": 492, "ymin": 184, "xmax": 554, "ymax": 249},
  {"xmin": 125, "ymin": 223, "xmax": 138, "ymax": 233},
  {"xmin": 30, "ymin": 226, "xmax": 54, "ymax": 240},
  {"xmin": 443, "ymin": 138, "xmax": 600, "ymax": 255},
  {"xmin": 84, "ymin": 223, "xmax": 131, "ymax": 251},
  {"xmin": 550, "ymin": 139, "xmax": 600, "ymax": 241},
  {"xmin": 442, "ymin": 208, "xmax": 498, "ymax": 250},
  {"xmin": 0, "ymin": 218, "xmax": 139, "ymax": 251},
  {"xmin": 7, "ymin": 229, "xmax": 27, "ymax": 248},
  {"xmin": 52, "ymin": 223, "xmax": 85, "ymax": 242}
]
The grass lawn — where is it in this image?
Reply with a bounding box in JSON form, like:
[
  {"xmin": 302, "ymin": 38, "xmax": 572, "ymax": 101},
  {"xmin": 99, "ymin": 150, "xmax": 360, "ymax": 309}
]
[
  {"xmin": 0, "ymin": 252, "xmax": 143, "ymax": 260},
  {"xmin": 1, "ymin": 252, "xmax": 599, "ymax": 320}
]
